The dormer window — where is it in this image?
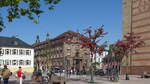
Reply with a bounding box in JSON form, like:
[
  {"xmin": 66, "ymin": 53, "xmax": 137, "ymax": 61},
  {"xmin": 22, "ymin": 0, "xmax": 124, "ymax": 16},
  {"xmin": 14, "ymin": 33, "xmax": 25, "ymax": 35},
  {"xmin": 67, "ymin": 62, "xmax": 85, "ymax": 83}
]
[
  {"xmin": 14, "ymin": 41, "xmax": 18, "ymax": 45},
  {"xmin": 11, "ymin": 40, "xmax": 18, "ymax": 46}
]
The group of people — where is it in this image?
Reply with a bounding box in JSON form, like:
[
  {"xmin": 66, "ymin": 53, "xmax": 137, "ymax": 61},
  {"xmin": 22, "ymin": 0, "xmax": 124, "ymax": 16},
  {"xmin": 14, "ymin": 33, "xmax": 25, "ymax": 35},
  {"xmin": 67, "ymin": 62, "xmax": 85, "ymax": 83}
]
[
  {"xmin": 0, "ymin": 65, "xmax": 25, "ymax": 84},
  {"xmin": 105, "ymin": 65, "xmax": 120, "ymax": 81},
  {"xmin": 66, "ymin": 67, "xmax": 87, "ymax": 76}
]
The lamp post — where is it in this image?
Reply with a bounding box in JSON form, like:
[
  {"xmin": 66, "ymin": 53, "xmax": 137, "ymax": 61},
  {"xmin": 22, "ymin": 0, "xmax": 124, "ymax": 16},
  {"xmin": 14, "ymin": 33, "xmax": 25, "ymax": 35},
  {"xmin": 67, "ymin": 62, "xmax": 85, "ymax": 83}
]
[{"xmin": 89, "ymin": 52, "xmax": 94, "ymax": 83}]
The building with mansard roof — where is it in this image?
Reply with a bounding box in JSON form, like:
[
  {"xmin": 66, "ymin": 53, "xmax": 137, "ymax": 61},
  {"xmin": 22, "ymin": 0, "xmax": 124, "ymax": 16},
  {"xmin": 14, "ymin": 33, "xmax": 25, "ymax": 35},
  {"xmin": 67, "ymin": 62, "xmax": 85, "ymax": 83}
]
[{"xmin": 0, "ymin": 36, "xmax": 34, "ymax": 73}]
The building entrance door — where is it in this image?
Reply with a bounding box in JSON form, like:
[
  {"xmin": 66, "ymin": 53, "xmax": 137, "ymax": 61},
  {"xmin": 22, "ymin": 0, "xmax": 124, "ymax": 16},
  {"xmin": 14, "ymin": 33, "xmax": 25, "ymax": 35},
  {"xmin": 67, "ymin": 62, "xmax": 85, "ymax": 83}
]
[{"xmin": 73, "ymin": 59, "xmax": 82, "ymax": 74}]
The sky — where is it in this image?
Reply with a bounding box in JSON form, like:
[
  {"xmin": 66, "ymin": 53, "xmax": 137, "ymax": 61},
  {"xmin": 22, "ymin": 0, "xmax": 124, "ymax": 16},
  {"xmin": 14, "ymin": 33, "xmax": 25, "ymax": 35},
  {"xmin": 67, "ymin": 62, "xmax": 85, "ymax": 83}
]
[{"xmin": 0, "ymin": 0, "xmax": 122, "ymax": 45}]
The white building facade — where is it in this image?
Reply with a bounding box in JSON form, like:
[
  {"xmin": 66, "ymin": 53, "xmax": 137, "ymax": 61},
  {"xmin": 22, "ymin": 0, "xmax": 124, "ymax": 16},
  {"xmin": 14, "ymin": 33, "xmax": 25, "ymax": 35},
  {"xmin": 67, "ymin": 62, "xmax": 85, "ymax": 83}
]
[
  {"xmin": 92, "ymin": 51, "xmax": 108, "ymax": 69},
  {"xmin": 0, "ymin": 36, "xmax": 34, "ymax": 73}
]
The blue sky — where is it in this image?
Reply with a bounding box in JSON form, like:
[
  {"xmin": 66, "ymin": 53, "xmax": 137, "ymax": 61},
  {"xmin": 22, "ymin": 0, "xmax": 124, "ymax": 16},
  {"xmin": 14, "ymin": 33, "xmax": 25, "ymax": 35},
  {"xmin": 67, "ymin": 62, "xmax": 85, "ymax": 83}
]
[{"xmin": 0, "ymin": 0, "xmax": 122, "ymax": 44}]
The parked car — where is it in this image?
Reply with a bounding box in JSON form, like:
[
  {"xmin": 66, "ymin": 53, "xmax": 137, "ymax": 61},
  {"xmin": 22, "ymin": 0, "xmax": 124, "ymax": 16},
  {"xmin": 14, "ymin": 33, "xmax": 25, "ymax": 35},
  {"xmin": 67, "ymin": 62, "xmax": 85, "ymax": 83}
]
[
  {"xmin": 52, "ymin": 67, "xmax": 64, "ymax": 73},
  {"xmin": 141, "ymin": 72, "xmax": 150, "ymax": 78},
  {"xmin": 95, "ymin": 69, "xmax": 105, "ymax": 76}
]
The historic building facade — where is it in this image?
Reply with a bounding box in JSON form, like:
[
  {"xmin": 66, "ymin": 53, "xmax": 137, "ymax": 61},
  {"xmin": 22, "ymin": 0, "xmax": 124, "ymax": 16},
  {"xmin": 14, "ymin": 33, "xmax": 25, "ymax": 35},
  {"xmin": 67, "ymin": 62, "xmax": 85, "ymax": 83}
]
[
  {"xmin": 32, "ymin": 34, "xmax": 53, "ymax": 71},
  {"xmin": 33, "ymin": 31, "xmax": 90, "ymax": 72},
  {"xmin": 0, "ymin": 36, "xmax": 34, "ymax": 73},
  {"xmin": 122, "ymin": 0, "xmax": 150, "ymax": 74}
]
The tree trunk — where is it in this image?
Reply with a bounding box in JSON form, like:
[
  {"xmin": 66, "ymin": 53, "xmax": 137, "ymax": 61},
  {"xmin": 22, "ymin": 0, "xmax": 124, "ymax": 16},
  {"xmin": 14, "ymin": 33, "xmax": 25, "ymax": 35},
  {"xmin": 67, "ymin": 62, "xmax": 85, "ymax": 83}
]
[{"xmin": 90, "ymin": 52, "xmax": 94, "ymax": 83}]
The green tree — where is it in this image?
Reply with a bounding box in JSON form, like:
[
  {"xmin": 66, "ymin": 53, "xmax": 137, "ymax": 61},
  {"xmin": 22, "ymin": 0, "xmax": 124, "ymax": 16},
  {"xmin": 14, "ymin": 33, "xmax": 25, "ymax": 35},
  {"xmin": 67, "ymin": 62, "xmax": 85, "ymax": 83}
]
[{"xmin": 0, "ymin": 0, "xmax": 61, "ymax": 32}]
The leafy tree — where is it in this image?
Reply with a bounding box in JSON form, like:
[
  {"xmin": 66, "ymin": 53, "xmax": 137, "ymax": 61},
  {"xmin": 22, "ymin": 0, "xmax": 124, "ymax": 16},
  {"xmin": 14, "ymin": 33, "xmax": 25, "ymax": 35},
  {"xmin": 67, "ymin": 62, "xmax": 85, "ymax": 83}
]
[
  {"xmin": 79, "ymin": 25, "xmax": 107, "ymax": 82},
  {"xmin": 0, "ymin": 0, "xmax": 61, "ymax": 32},
  {"xmin": 92, "ymin": 62, "xmax": 100, "ymax": 66},
  {"xmin": 115, "ymin": 32, "xmax": 145, "ymax": 80},
  {"xmin": 60, "ymin": 26, "xmax": 107, "ymax": 82},
  {"xmin": 115, "ymin": 32, "xmax": 145, "ymax": 62}
]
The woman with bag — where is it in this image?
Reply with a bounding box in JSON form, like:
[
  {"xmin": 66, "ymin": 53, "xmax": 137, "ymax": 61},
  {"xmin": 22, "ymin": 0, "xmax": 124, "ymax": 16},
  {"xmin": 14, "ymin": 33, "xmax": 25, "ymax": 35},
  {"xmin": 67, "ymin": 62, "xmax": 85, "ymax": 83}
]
[{"xmin": 16, "ymin": 67, "xmax": 25, "ymax": 84}]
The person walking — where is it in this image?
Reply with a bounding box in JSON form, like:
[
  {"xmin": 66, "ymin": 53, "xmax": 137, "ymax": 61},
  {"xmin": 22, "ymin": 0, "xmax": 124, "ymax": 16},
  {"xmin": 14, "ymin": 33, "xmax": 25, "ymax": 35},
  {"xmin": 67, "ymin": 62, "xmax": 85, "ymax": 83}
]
[
  {"xmin": 16, "ymin": 67, "xmax": 24, "ymax": 84},
  {"xmin": 1, "ymin": 65, "xmax": 11, "ymax": 84}
]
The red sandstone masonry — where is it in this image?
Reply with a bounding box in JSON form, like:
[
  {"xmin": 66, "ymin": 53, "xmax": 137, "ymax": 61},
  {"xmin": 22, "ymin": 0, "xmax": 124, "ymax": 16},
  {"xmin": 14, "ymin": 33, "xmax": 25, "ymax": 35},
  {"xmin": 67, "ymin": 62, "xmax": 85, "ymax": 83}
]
[
  {"xmin": 132, "ymin": 9, "xmax": 150, "ymax": 16},
  {"xmin": 133, "ymin": 58, "xmax": 150, "ymax": 61},
  {"xmin": 132, "ymin": 16, "xmax": 150, "ymax": 23},
  {"xmin": 137, "ymin": 44, "xmax": 150, "ymax": 49},
  {"xmin": 133, "ymin": 51, "xmax": 150, "ymax": 55},
  {"xmin": 122, "ymin": 0, "xmax": 150, "ymax": 75},
  {"xmin": 121, "ymin": 66, "xmax": 150, "ymax": 75},
  {"xmin": 132, "ymin": 23, "xmax": 150, "ymax": 29},
  {"xmin": 134, "ymin": 30, "xmax": 150, "ymax": 35},
  {"xmin": 132, "ymin": 10, "xmax": 150, "ymax": 16},
  {"xmin": 141, "ymin": 37, "xmax": 150, "ymax": 41}
]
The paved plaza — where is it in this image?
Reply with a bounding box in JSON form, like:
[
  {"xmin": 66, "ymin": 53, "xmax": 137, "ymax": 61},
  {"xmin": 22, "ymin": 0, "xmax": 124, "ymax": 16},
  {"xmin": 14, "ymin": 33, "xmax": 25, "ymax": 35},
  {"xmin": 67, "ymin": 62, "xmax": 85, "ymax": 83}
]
[
  {"xmin": 67, "ymin": 75, "xmax": 150, "ymax": 84},
  {"xmin": 1, "ymin": 74, "xmax": 150, "ymax": 84}
]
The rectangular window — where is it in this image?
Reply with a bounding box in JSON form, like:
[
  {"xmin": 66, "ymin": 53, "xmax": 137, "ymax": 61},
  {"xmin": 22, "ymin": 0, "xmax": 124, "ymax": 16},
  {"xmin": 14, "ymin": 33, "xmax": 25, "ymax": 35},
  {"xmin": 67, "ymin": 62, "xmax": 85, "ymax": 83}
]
[
  {"xmin": 0, "ymin": 60, "xmax": 4, "ymax": 66},
  {"xmin": 26, "ymin": 50, "xmax": 31, "ymax": 55},
  {"xmin": 5, "ymin": 49, "xmax": 10, "ymax": 55},
  {"xmin": 19, "ymin": 49, "xmax": 23, "ymax": 55},
  {"xmin": 22, "ymin": 50, "xmax": 25, "ymax": 55},
  {"xmin": 19, "ymin": 60, "xmax": 24, "ymax": 65},
  {"xmin": 26, "ymin": 60, "xmax": 31, "ymax": 65},
  {"xmin": 2, "ymin": 49, "xmax": 4, "ymax": 55},
  {"xmin": 0, "ymin": 49, "xmax": 3, "ymax": 56},
  {"xmin": 12, "ymin": 60, "xmax": 18, "ymax": 65},
  {"xmin": 12, "ymin": 49, "xmax": 17, "ymax": 55},
  {"xmin": 5, "ymin": 60, "xmax": 11, "ymax": 65}
]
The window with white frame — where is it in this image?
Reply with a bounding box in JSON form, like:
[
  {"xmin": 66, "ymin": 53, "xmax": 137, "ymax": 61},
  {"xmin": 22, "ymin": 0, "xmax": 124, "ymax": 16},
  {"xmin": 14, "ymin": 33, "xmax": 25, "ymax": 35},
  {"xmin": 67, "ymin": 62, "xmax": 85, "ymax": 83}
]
[
  {"xmin": 5, "ymin": 60, "xmax": 11, "ymax": 65},
  {"xmin": 26, "ymin": 50, "xmax": 31, "ymax": 55},
  {"xmin": 5, "ymin": 49, "xmax": 10, "ymax": 55},
  {"xmin": 0, "ymin": 49, "xmax": 4, "ymax": 55},
  {"xmin": 22, "ymin": 50, "xmax": 25, "ymax": 55},
  {"xmin": 0, "ymin": 60, "xmax": 4, "ymax": 66},
  {"xmin": 26, "ymin": 60, "xmax": 31, "ymax": 65},
  {"xmin": 19, "ymin": 49, "xmax": 23, "ymax": 55},
  {"xmin": 19, "ymin": 60, "xmax": 24, "ymax": 65},
  {"xmin": 12, "ymin": 60, "xmax": 18, "ymax": 65},
  {"xmin": 12, "ymin": 49, "xmax": 18, "ymax": 55}
]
